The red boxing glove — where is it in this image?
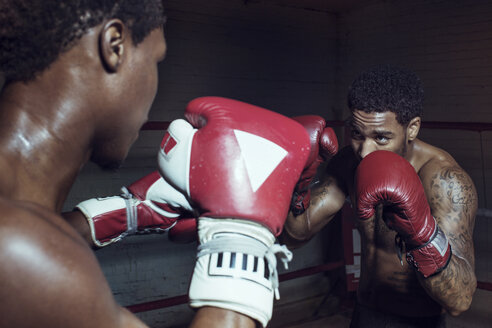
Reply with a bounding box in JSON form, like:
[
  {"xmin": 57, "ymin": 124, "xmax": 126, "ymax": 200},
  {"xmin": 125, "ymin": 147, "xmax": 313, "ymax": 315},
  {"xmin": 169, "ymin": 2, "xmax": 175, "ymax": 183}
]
[
  {"xmin": 159, "ymin": 97, "xmax": 310, "ymax": 236},
  {"xmin": 158, "ymin": 97, "xmax": 311, "ymax": 327},
  {"xmin": 355, "ymin": 151, "xmax": 451, "ymax": 278},
  {"xmin": 168, "ymin": 218, "xmax": 197, "ymax": 243},
  {"xmin": 76, "ymin": 171, "xmax": 195, "ymax": 247},
  {"xmin": 290, "ymin": 115, "xmax": 338, "ymax": 216}
]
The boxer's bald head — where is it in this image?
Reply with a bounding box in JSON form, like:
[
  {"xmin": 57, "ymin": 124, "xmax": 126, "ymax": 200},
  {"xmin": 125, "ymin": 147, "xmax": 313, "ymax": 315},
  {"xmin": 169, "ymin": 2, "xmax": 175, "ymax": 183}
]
[
  {"xmin": 0, "ymin": 0, "xmax": 166, "ymax": 85},
  {"xmin": 347, "ymin": 65, "xmax": 424, "ymax": 126}
]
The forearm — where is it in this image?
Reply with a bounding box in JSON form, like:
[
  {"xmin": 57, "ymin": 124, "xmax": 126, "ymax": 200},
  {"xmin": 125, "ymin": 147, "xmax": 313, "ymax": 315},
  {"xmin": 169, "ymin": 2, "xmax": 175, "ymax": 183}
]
[
  {"xmin": 282, "ymin": 210, "xmax": 335, "ymax": 247},
  {"xmin": 418, "ymin": 253, "xmax": 476, "ymax": 315},
  {"xmin": 280, "ymin": 213, "xmax": 312, "ymax": 248},
  {"xmin": 282, "ymin": 181, "xmax": 344, "ymax": 247},
  {"xmin": 190, "ymin": 307, "xmax": 256, "ymax": 328},
  {"xmin": 419, "ymin": 165, "xmax": 478, "ymax": 315}
]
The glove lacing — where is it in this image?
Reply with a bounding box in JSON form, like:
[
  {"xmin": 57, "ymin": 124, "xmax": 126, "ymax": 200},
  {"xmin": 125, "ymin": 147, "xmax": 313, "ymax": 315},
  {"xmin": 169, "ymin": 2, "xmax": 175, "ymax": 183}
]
[{"xmin": 120, "ymin": 187, "xmax": 177, "ymax": 235}]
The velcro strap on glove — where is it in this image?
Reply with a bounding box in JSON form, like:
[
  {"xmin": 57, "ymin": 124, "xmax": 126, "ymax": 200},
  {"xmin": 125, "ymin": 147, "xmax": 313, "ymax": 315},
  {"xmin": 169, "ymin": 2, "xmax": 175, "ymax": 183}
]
[
  {"xmin": 406, "ymin": 223, "xmax": 452, "ymax": 278},
  {"xmin": 197, "ymin": 234, "xmax": 292, "ymax": 300},
  {"xmin": 189, "ymin": 217, "xmax": 292, "ymax": 327}
]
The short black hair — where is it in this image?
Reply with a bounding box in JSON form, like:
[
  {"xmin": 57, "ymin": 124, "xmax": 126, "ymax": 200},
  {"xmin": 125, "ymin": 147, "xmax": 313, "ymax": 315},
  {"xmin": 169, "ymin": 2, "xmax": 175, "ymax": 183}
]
[
  {"xmin": 347, "ymin": 65, "xmax": 424, "ymax": 125},
  {"xmin": 0, "ymin": 0, "xmax": 166, "ymax": 84}
]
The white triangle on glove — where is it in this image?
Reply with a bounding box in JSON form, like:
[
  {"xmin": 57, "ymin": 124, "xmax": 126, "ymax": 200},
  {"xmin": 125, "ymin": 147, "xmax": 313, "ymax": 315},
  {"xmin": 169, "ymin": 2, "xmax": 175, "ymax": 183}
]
[{"xmin": 234, "ymin": 129, "xmax": 287, "ymax": 192}]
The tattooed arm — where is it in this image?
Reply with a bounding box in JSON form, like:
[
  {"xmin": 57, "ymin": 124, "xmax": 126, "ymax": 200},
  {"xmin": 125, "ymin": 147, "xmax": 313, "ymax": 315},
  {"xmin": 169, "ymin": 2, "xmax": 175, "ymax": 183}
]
[
  {"xmin": 282, "ymin": 174, "xmax": 346, "ymax": 247},
  {"xmin": 419, "ymin": 160, "xmax": 478, "ymax": 316},
  {"xmin": 280, "ymin": 148, "xmax": 351, "ymax": 247}
]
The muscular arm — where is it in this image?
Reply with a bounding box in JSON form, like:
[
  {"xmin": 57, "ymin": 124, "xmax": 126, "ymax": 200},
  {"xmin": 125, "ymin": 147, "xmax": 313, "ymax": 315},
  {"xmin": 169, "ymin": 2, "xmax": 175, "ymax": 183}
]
[
  {"xmin": 282, "ymin": 148, "xmax": 354, "ymax": 247},
  {"xmin": 191, "ymin": 308, "xmax": 255, "ymax": 328},
  {"xmin": 62, "ymin": 211, "xmax": 257, "ymax": 327},
  {"xmin": 0, "ymin": 206, "xmax": 148, "ymax": 327},
  {"xmin": 282, "ymin": 173, "xmax": 346, "ymax": 248},
  {"xmin": 419, "ymin": 164, "xmax": 478, "ymax": 315}
]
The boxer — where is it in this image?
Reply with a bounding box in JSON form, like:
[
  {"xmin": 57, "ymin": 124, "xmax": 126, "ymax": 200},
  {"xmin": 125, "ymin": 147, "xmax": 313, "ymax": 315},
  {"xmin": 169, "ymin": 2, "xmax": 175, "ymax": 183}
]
[
  {"xmin": 282, "ymin": 65, "xmax": 477, "ymax": 327},
  {"xmin": 0, "ymin": 2, "xmax": 310, "ymax": 327}
]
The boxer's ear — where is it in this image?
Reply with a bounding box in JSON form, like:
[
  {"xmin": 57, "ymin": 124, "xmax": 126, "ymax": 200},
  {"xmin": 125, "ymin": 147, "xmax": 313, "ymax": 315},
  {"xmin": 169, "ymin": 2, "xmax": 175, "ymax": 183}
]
[
  {"xmin": 99, "ymin": 19, "xmax": 126, "ymax": 72},
  {"xmin": 407, "ymin": 117, "xmax": 421, "ymax": 141}
]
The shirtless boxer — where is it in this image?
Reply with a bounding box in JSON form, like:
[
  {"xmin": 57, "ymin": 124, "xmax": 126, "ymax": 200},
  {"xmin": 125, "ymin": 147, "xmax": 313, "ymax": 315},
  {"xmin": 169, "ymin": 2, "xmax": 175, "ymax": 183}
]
[
  {"xmin": 283, "ymin": 65, "xmax": 478, "ymax": 327},
  {"xmin": 0, "ymin": 1, "xmax": 314, "ymax": 327}
]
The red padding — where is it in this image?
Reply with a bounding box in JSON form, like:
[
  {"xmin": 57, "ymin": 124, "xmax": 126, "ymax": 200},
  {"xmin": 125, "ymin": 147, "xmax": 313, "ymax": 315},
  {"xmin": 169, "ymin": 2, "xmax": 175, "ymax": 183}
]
[{"xmin": 126, "ymin": 295, "xmax": 188, "ymax": 313}]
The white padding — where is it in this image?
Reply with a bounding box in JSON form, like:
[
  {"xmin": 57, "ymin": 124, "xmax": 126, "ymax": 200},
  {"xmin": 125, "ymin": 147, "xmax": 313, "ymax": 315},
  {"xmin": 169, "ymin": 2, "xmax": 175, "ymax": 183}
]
[
  {"xmin": 146, "ymin": 176, "xmax": 193, "ymax": 212},
  {"xmin": 157, "ymin": 119, "xmax": 196, "ymax": 197},
  {"xmin": 76, "ymin": 196, "xmax": 126, "ymax": 217},
  {"xmin": 189, "ymin": 218, "xmax": 291, "ymax": 327}
]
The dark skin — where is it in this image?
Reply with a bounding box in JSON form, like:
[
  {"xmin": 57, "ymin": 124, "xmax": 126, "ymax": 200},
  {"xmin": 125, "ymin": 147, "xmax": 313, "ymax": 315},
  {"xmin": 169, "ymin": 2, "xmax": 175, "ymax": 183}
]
[
  {"xmin": 0, "ymin": 18, "xmax": 254, "ymax": 328},
  {"xmin": 283, "ymin": 110, "xmax": 477, "ymax": 318}
]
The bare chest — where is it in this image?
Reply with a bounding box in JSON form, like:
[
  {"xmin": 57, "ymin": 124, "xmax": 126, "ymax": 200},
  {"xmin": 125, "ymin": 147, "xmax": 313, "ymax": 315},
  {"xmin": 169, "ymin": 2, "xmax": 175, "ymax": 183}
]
[{"xmin": 347, "ymin": 203, "xmax": 441, "ymax": 315}]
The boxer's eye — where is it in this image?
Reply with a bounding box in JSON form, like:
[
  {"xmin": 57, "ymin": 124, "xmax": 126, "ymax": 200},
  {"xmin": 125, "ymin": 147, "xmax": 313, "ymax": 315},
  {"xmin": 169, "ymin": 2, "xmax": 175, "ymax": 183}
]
[
  {"xmin": 375, "ymin": 135, "xmax": 389, "ymax": 144},
  {"xmin": 351, "ymin": 130, "xmax": 363, "ymax": 140}
]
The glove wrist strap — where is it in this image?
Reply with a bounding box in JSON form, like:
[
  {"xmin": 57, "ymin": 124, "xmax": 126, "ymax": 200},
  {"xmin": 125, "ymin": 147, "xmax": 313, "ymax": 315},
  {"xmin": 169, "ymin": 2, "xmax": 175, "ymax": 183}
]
[
  {"xmin": 121, "ymin": 187, "xmax": 138, "ymax": 235},
  {"xmin": 189, "ymin": 217, "xmax": 292, "ymax": 327},
  {"xmin": 405, "ymin": 221, "xmax": 452, "ymax": 278}
]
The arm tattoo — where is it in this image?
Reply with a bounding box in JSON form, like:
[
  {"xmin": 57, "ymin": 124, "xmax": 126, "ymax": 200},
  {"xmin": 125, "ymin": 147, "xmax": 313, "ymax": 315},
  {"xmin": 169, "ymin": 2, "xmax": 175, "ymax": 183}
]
[{"xmin": 423, "ymin": 166, "xmax": 477, "ymax": 313}]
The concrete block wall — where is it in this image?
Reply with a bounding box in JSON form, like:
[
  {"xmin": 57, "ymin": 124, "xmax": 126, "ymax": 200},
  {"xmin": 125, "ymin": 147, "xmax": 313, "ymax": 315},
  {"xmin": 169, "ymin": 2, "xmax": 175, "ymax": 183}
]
[{"xmin": 149, "ymin": 0, "xmax": 339, "ymax": 121}]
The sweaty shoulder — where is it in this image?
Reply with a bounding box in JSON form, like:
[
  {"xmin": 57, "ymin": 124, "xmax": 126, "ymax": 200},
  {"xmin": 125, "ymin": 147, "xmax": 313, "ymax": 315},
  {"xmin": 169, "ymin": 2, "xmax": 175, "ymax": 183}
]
[
  {"xmin": 414, "ymin": 139, "xmax": 458, "ymax": 175},
  {"xmin": 416, "ymin": 139, "xmax": 472, "ymax": 192},
  {"xmin": 0, "ymin": 199, "xmax": 136, "ymax": 327},
  {"xmin": 416, "ymin": 140, "xmax": 478, "ymax": 227}
]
